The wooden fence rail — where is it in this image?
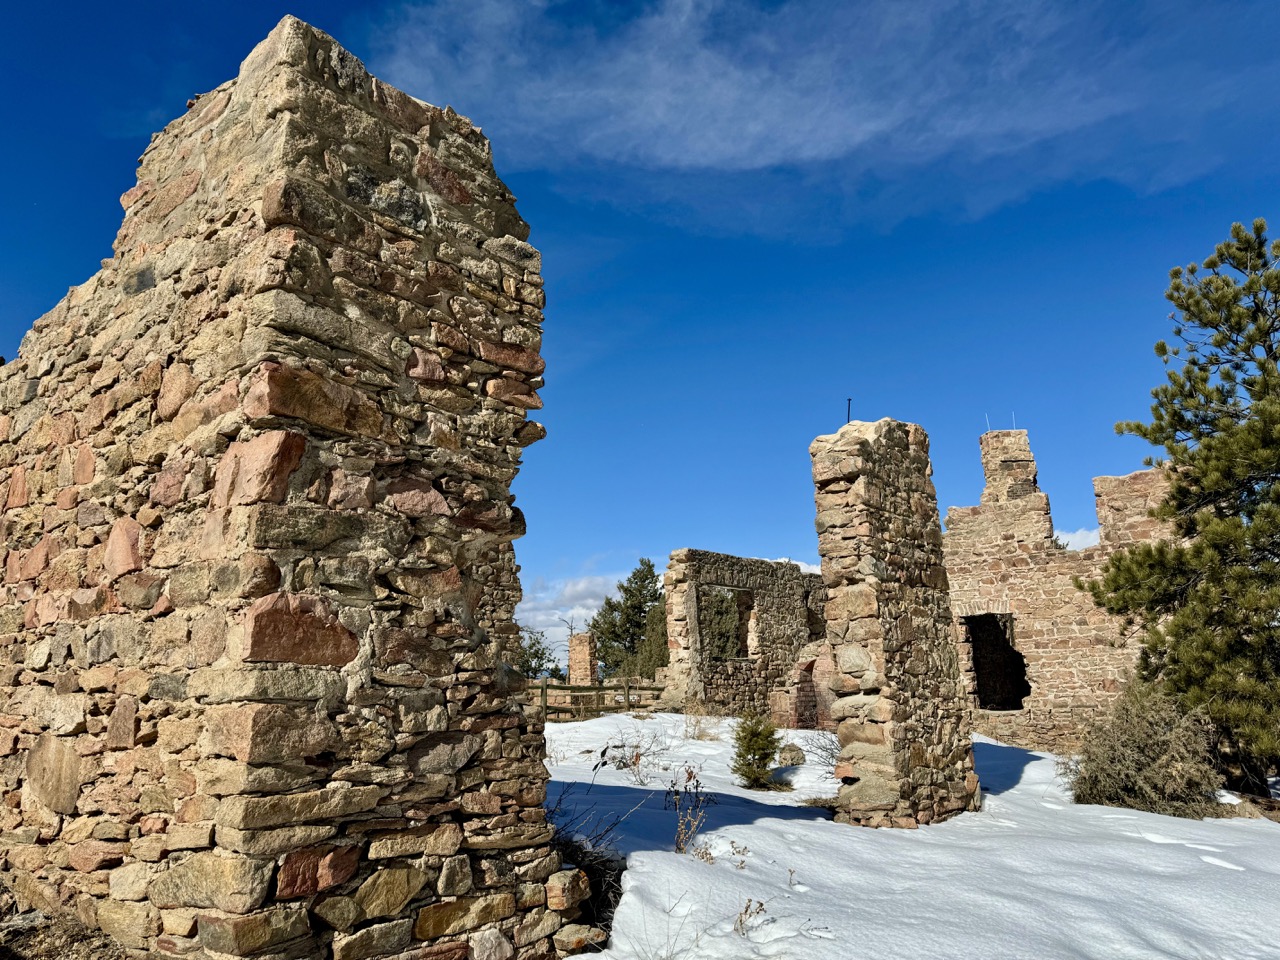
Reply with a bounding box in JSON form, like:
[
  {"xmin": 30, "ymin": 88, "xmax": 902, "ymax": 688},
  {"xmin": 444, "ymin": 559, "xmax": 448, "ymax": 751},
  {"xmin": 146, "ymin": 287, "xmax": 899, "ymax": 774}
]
[{"xmin": 536, "ymin": 678, "xmax": 665, "ymax": 719}]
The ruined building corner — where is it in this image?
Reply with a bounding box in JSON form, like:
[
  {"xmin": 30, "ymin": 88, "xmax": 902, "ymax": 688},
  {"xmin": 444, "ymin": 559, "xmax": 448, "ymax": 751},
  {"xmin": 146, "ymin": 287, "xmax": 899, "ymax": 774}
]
[{"xmin": 0, "ymin": 15, "xmax": 593, "ymax": 960}]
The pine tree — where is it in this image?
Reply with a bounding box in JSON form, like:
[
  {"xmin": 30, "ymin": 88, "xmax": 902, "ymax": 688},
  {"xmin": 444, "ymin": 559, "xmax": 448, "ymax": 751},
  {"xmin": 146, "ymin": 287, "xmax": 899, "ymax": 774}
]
[
  {"xmin": 730, "ymin": 714, "xmax": 782, "ymax": 789},
  {"xmin": 698, "ymin": 586, "xmax": 744, "ymax": 660},
  {"xmin": 1088, "ymin": 219, "xmax": 1280, "ymax": 786},
  {"xmin": 588, "ymin": 558, "xmax": 666, "ymax": 677},
  {"xmin": 511, "ymin": 625, "xmax": 561, "ymax": 679}
]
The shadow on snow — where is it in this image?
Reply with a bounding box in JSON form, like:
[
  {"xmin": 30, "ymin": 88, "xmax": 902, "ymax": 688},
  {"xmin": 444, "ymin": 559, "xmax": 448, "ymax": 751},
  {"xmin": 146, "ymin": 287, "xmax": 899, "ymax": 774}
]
[
  {"xmin": 547, "ymin": 778, "xmax": 829, "ymax": 858},
  {"xmin": 546, "ymin": 740, "xmax": 1047, "ymax": 856},
  {"xmin": 971, "ymin": 739, "xmax": 1044, "ymax": 796}
]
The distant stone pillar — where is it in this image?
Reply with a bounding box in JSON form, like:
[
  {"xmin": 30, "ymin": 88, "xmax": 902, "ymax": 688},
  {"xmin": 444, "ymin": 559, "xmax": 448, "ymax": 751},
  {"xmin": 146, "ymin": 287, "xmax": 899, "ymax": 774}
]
[
  {"xmin": 567, "ymin": 632, "xmax": 598, "ymax": 686},
  {"xmin": 810, "ymin": 419, "xmax": 979, "ymax": 827}
]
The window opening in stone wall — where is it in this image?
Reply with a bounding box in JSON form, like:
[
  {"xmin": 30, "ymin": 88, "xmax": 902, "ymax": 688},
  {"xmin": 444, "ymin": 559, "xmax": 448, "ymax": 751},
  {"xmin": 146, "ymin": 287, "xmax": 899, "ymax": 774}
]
[
  {"xmin": 697, "ymin": 584, "xmax": 757, "ymax": 659},
  {"xmin": 964, "ymin": 613, "xmax": 1031, "ymax": 710}
]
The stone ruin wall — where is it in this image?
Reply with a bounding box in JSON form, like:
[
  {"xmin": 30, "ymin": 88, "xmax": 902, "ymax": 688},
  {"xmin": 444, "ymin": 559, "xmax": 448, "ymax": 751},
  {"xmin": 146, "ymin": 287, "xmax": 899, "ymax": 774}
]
[
  {"xmin": 660, "ymin": 550, "xmax": 832, "ymax": 727},
  {"xmin": 811, "ymin": 420, "xmax": 978, "ymax": 827},
  {"xmin": 943, "ymin": 430, "xmax": 1170, "ymax": 752},
  {"xmin": 0, "ymin": 18, "xmax": 591, "ymax": 960}
]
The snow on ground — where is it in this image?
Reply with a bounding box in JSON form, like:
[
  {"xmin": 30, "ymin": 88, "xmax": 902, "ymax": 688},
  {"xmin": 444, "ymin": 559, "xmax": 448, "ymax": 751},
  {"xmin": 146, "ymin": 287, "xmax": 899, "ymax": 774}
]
[{"xmin": 544, "ymin": 713, "xmax": 1280, "ymax": 960}]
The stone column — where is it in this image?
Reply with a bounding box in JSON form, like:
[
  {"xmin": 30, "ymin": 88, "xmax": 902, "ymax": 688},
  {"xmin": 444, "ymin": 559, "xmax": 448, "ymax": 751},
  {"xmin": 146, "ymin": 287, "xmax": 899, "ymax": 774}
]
[
  {"xmin": 567, "ymin": 632, "xmax": 597, "ymax": 686},
  {"xmin": 810, "ymin": 420, "xmax": 979, "ymax": 827}
]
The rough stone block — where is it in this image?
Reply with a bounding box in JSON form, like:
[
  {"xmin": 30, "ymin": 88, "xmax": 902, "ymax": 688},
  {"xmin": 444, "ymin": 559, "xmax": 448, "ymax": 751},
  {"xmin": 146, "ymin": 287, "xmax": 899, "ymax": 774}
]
[
  {"xmin": 197, "ymin": 906, "xmax": 310, "ymax": 956},
  {"xmin": 367, "ymin": 823, "xmax": 462, "ymax": 859},
  {"xmin": 244, "ymin": 362, "xmax": 386, "ymax": 440},
  {"xmin": 26, "ymin": 733, "xmax": 82, "ymax": 814},
  {"xmin": 212, "ymin": 430, "xmax": 306, "ymax": 508},
  {"xmin": 353, "ymin": 867, "xmax": 428, "ymax": 920},
  {"xmin": 96, "ymin": 900, "xmax": 160, "ymax": 949},
  {"xmin": 413, "ymin": 893, "xmax": 515, "ymax": 939},
  {"xmin": 332, "ymin": 919, "xmax": 413, "ymax": 960},
  {"xmin": 216, "ymin": 785, "xmax": 383, "ymax": 831},
  {"xmin": 276, "ymin": 844, "xmax": 360, "ymax": 898},
  {"xmin": 147, "ymin": 851, "xmax": 273, "ymax": 914},
  {"xmin": 241, "ymin": 592, "xmax": 359, "ymax": 666},
  {"xmin": 204, "ymin": 702, "xmax": 337, "ymax": 764}
]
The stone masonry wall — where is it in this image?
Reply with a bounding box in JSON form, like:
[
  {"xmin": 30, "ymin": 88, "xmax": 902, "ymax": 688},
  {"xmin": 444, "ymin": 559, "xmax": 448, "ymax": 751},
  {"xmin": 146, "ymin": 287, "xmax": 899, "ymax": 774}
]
[
  {"xmin": 0, "ymin": 18, "xmax": 584, "ymax": 960},
  {"xmin": 943, "ymin": 430, "xmax": 1170, "ymax": 752},
  {"xmin": 811, "ymin": 420, "xmax": 978, "ymax": 827},
  {"xmin": 660, "ymin": 550, "xmax": 830, "ymax": 726}
]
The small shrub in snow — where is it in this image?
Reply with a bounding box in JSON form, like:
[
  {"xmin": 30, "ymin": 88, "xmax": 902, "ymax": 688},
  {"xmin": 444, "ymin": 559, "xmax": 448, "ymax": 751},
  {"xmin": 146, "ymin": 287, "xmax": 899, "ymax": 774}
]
[
  {"xmin": 731, "ymin": 714, "xmax": 782, "ymax": 789},
  {"xmin": 600, "ymin": 723, "xmax": 670, "ymax": 785},
  {"xmin": 664, "ymin": 764, "xmax": 716, "ymax": 853},
  {"xmin": 1058, "ymin": 682, "xmax": 1225, "ymax": 819},
  {"xmin": 733, "ymin": 899, "xmax": 767, "ymax": 936},
  {"xmin": 682, "ymin": 702, "xmax": 723, "ymax": 742}
]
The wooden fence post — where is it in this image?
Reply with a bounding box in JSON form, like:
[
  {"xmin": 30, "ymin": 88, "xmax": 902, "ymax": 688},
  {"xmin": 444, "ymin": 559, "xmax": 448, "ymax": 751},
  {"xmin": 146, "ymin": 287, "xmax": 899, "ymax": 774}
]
[
  {"xmin": 540, "ymin": 677, "xmax": 548, "ymax": 720},
  {"xmin": 623, "ymin": 677, "xmax": 631, "ymax": 711}
]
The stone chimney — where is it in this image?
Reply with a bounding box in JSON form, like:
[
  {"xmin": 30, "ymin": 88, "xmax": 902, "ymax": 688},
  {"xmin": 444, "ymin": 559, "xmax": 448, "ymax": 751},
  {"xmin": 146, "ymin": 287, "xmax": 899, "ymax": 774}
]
[{"xmin": 810, "ymin": 420, "xmax": 979, "ymax": 827}]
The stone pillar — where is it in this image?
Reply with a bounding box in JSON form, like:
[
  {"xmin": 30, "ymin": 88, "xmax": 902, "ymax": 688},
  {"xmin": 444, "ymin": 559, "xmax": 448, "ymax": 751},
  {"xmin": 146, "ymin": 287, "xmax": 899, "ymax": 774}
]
[
  {"xmin": 974, "ymin": 429, "xmax": 1054, "ymax": 542},
  {"xmin": 0, "ymin": 17, "xmax": 582, "ymax": 959},
  {"xmin": 810, "ymin": 420, "xmax": 979, "ymax": 827},
  {"xmin": 658, "ymin": 550, "xmax": 699, "ymax": 709},
  {"xmin": 567, "ymin": 632, "xmax": 597, "ymax": 686}
]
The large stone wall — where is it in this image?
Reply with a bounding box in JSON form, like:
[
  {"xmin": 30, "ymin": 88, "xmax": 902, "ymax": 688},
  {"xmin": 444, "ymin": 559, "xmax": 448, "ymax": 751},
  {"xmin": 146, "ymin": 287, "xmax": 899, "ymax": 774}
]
[
  {"xmin": 811, "ymin": 420, "xmax": 978, "ymax": 827},
  {"xmin": 660, "ymin": 550, "xmax": 830, "ymax": 726},
  {"xmin": 944, "ymin": 430, "xmax": 1169, "ymax": 752},
  {"xmin": 0, "ymin": 17, "xmax": 581, "ymax": 960}
]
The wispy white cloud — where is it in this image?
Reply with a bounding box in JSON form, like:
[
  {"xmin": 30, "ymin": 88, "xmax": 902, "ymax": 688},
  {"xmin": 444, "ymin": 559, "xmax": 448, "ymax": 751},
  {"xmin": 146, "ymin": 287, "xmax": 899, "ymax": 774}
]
[
  {"xmin": 367, "ymin": 0, "xmax": 1279, "ymax": 227},
  {"xmin": 1055, "ymin": 527, "xmax": 1100, "ymax": 550},
  {"xmin": 515, "ymin": 573, "xmax": 622, "ymax": 664}
]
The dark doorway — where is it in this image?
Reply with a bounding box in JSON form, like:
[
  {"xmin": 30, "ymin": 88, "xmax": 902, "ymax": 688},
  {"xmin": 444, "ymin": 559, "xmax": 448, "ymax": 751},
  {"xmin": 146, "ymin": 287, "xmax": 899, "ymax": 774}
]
[{"xmin": 964, "ymin": 613, "xmax": 1030, "ymax": 710}]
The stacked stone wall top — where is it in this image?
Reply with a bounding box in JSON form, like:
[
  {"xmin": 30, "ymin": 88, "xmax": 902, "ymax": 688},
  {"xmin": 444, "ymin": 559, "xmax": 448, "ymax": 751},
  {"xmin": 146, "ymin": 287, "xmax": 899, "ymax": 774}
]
[
  {"xmin": 1095, "ymin": 469, "xmax": 1169, "ymax": 551},
  {"xmin": 0, "ymin": 16, "xmax": 574, "ymax": 960},
  {"xmin": 810, "ymin": 420, "xmax": 978, "ymax": 827}
]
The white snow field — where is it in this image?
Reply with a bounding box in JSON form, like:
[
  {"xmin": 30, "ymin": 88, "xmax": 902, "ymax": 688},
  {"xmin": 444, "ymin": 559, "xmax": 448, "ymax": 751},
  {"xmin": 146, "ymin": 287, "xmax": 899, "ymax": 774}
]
[{"xmin": 543, "ymin": 713, "xmax": 1280, "ymax": 960}]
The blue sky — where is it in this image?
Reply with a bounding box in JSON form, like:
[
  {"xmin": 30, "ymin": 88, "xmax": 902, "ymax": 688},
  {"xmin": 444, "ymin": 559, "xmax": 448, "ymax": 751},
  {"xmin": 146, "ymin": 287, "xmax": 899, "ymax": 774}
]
[{"xmin": 4, "ymin": 1, "xmax": 1279, "ymax": 661}]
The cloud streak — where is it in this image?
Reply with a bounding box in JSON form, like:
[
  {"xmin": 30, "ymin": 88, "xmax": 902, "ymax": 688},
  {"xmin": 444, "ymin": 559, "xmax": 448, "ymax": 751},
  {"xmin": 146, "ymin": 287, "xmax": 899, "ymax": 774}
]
[
  {"xmin": 515, "ymin": 573, "xmax": 621, "ymax": 664},
  {"xmin": 368, "ymin": 0, "xmax": 1279, "ymax": 227}
]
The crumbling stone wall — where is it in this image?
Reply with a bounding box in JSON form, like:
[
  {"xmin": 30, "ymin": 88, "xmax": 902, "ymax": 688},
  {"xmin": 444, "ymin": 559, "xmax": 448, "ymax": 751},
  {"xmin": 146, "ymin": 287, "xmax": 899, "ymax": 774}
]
[
  {"xmin": 811, "ymin": 420, "xmax": 978, "ymax": 827},
  {"xmin": 944, "ymin": 430, "xmax": 1170, "ymax": 752},
  {"xmin": 660, "ymin": 550, "xmax": 830, "ymax": 726},
  {"xmin": 0, "ymin": 17, "xmax": 582, "ymax": 960}
]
